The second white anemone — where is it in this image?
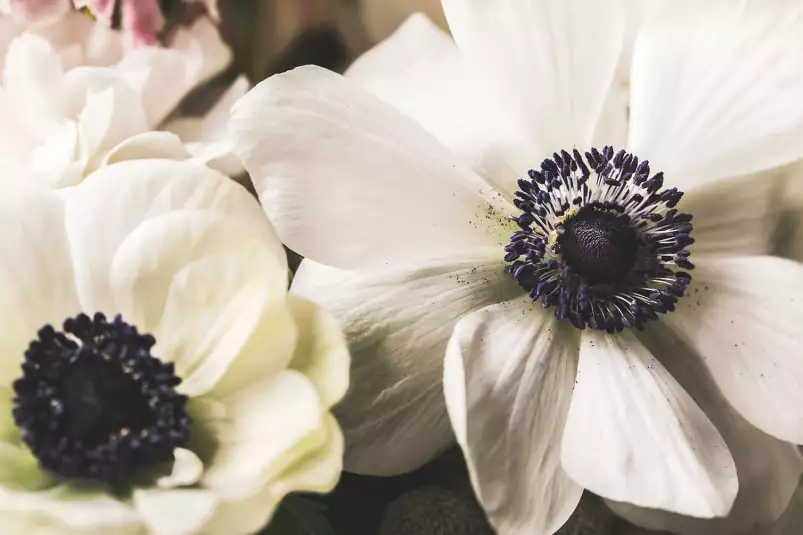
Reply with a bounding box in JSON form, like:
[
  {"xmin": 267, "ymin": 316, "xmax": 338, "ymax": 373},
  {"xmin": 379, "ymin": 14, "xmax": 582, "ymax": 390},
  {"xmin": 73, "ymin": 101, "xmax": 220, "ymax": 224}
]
[
  {"xmin": 231, "ymin": 0, "xmax": 803, "ymax": 534},
  {"xmin": 0, "ymin": 158, "xmax": 348, "ymax": 534}
]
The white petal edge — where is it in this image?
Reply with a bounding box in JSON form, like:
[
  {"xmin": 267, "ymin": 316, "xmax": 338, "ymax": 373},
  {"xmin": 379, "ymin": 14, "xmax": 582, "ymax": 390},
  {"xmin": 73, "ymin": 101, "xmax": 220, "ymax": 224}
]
[
  {"xmin": 65, "ymin": 159, "xmax": 285, "ymax": 314},
  {"xmin": 441, "ymin": 0, "xmax": 625, "ymax": 156},
  {"xmin": 606, "ymin": 323, "xmax": 803, "ymax": 535},
  {"xmin": 0, "ymin": 484, "xmax": 142, "ymax": 534},
  {"xmin": 683, "ymin": 170, "xmax": 787, "ymax": 257},
  {"xmin": 664, "ymin": 255, "xmax": 803, "ymax": 445},
  {"xmin": 103, "ymin": 131, "xmax": 192, "ymax": 165},
  {"xmin": 443, "ymin": 296, "xmax": 583, "ymax": 535},
  {"xmin": 109, "ymin": 214, "xmax": 289, "ymax": 397},
  {"xmin": 561, "ymin": 329, "xmax": 737, "ymax": 518},
  {"xmin": 230, "ymin": 64, "xmax": 512, "ymax": 269},
  {"xmin": 291, "ymin": 249, "xmax": 520, "ymax": 475},
  {"xmin": 346, "ymin": 13, "xmax": 537, "ymax": 200},
  {"xmin": 285, "ymin": 294, "xmax": 350, "ymax": 409},
  {"xmin": 0, "ymin": 188, "xmax": 79, "ymax": 385},
  {"xmin": 628, "ymin": 0, "xmax": 803, "ymax": 187},
  {"xmin": 197, "ymin": 414, "xmax": 344, "ymax": 535},
  {"xmin": 195, "ymin": 369, "xmax": 325, "ymax": 500}
]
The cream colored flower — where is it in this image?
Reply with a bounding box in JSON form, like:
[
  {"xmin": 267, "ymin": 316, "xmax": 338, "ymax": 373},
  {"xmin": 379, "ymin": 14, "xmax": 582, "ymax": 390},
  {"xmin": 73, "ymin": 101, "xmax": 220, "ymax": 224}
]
[
  {"xmin": 0, "ymin": 12, "xmax": 244, "ymax": 188},
  {"xmin": 230, "ymin": 0, "xmax": 803, "ymax": 534},
  {"xmin": 0, "ymin": 158, "xmax": 348, "ymax": 534}
]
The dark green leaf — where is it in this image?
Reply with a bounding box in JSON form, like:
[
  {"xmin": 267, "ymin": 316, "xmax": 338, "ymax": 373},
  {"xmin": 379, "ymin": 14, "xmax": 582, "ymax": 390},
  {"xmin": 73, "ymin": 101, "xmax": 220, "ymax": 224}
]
[{"xmin": 260, "ymin": 495, "xmax": 333, "ymax": 535}]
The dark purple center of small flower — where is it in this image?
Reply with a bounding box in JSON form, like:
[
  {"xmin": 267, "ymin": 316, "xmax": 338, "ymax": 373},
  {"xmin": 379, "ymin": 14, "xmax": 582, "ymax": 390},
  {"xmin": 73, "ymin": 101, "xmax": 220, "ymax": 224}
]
[
  {"xmin": 12, "ymin": 313, "xmax": 190, "ymax": 482},
  {"xmin": 505, "ymin": 146, "xmax": 695, "ymax": 332}
]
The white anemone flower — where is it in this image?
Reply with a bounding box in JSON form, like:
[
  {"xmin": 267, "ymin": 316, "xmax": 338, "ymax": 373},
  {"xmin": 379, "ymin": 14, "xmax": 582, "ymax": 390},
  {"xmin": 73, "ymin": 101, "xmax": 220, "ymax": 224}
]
[
  {"xmin": 0, "ymin": 14, "xmax": 245, "ymax": 188},
  {"xmin": 0, "ymin": 158, "xmax": 348, "ymax": 534},
  {"xmin": 230, "ymin": 0, "xmax": 803, "ymax": 533}
]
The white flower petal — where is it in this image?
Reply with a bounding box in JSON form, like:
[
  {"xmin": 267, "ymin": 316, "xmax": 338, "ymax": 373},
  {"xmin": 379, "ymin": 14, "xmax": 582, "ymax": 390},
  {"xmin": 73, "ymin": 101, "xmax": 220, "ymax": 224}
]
[
  {"xmin": 605, "ymin": 323, "xmax": 803, "ymax": 535},
  {"xmin": 196, "ymin": 369, "xmax": 325, "ymax": 499},
  {"xmin": 167, "ymin": 17, "xmax": 232, "ymax": 90},
  {"xmin": 628, "ymin": 1, "xmax": 803, "ymax": 186},
  {"xmin": 156, "ymin": 448, "xmax": 204, "ymax": 490},
  {"xmin": 441, "ymin": 0, "xmax": 625, "ymax": 155},
  {"xmin": 291, "ymin": 251, "xmax": 519, "ymax": 475},
  {"xmin": 346, "ymin": 13, "xmax": 532, "ymax": 200},
  {"xmin": 77, "ymin": 83, "xmax": 149, "ymax": 168},
  {"xmin": 132, "ymin": 488, "xmax": 217, "ymax": 535},
  {"xmin": 684, "ymin": 171, "xmax": 786, "ymax": 257},
  {"xmin": 561, "ymin": 329, "xmax": 737, "ymax": 518},
  {"xmin": 286, "ymin": 294, "xmax": 350, "ymax": 409},
  {"xmin": 107, "ymin": 212, "xmax": 289, "ymax": 397},
  {"xmin": 116, "ymin": 47, "xmax": 194, "ymax": 127},
  {"xmin": 166, "ymin": 75, "xmax": 249, "ymax": 176},
  {"xmin": 167, "ymin": 75, "xmax": 248, "ymax": 145},
  {"xmin": 65, "ymin": 159, "xmax": 285, "ymax": 314},
  {"xmin": 0, "ymin": 189, "xmax": 78, "ymax": 384},
  {"xmin": 3, "ymin": 33, "xmax": 64, "ymax": 134},
  {"xmin": 0, "ymin": 484, "xmax": 142, "ymax": 534},
  {"xmin": 103, "ymin": 131, "xmax": 192, "ymax": 165},
  {"xmin": 30, "ymin": 119, "xmax": 79, "ymax": 188},
  {"xmin": 34, "ymin": 10, "xmax": 123, "ymax": 68},
  {"xmin": 443, "ymin": 296, "xmax": 583, "ymax": 535},
  {"xmin": 665, "ymin": 255, "xmax": 803, "ymax": 445},
  {"xmin": 198, "ymin": 415, "xmax": 344, "ymax": 535},
  {"xmin": 230, "ymin": 65, "xmax": 512, "ymax": 269}
]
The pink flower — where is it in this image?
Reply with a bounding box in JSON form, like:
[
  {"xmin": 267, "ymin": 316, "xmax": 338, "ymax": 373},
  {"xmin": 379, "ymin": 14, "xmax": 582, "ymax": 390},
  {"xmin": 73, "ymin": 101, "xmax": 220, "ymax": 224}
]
[{"xmin": 72, "ymin": 0, "xmax": 218, "ymax": 47}]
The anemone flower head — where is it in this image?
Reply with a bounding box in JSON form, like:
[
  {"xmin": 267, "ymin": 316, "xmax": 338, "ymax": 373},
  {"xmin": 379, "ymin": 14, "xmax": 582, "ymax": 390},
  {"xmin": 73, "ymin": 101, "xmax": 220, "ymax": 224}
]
[
  {"xmin": 231, "ymin": 0, "xmax": 803, "ymax": 533},
  {"xmin": 0, "ymin": 157, "xmax": 348, "ymax": 534}
]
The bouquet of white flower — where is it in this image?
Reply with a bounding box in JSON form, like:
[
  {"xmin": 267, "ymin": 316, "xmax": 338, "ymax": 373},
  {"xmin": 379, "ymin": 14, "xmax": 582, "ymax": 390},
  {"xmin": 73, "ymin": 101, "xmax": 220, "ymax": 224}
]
[{"xmin": 0, "ymin": 1, "xmax": 802, "ymax": 535}]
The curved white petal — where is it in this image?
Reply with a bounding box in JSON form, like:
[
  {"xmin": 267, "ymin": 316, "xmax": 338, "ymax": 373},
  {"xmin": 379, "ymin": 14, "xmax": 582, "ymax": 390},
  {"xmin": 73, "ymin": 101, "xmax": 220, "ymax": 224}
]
[
  {"xmin": 65, "ymin": 159, "xmax": 285, "ymax": 314},
  {"xmin": 442, "ymin": 0, "xmax": 625, "ymax": 156},
  {"xmin": 346, "ymin": 13, "xmax": 534, "ymax": 200},
  {"xmin": 165, "ymin": 75, "xmax": 249, "ymax": 176},
  {"xmin": 3, "ymin": 33, "xmax": 64, "ymax": 134},
  {"xmin": 0, "ymin": 189, "xmax": 78, "ymax": 385},
  {"xmin": 606, "ymin": 323, "xmax": 803, "ymax": 535},
  {"xmin": 628, "ymin": 1, "xmax": 803, "ymax": 187},
  {"xmin": 156, "ymin": 448, "xmax": 204, "ymax": 489},
  {"xmin": 285, "ymin": 294, "xmax": 350, "ymax": 409},
  {"xmin": 118, "ymin": 18, "xmax": 231, "ymax": 127},
  {"xmin": 665, "ymin": 255, "xmax": 803, "ymax": 445},
  {"xmin": 198, "ymin": 415, "xmax": 343, "ymax": 535},
  {"xmin": 443, "ymin": 296, "xmax": 582, "ymax": 535},
  {"xmin": 291, "ymin": 250, "xmax": 519, "ymax": 475},
  {"xmin": 133, "ymin": 488, "xmax": 217, "ymax": 535},
  {"xmin": 194, "ymin": 369, "xmax": 325, "ymax": 499},
  {"xmin": 684, "ymin": 171, "xmax": 787, "ymax": 257},
  {"xmin": 167, "ymin": 17, "xmax": 231, "ymax": 91},
  {"xmin": 0, "ymin": 484, "xmax": 143, "ymax": 534},
  {"xmin": 103, "ymin": 131, "xmax": 191, "ymax": 165},
  {"xmin": 561, "ymin": 329, "xmax": 737, "ymax": 518},
  {"xmin": 116, "ymin": 46, "xmax": 193, "ymax": 127},
  {"xmin": 108, "ymin": 213, "xmax": 288, "ymax": 397},
  {"xmin": 230, "ymin": 65, "xmax": 512, "ymax": 269}
]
